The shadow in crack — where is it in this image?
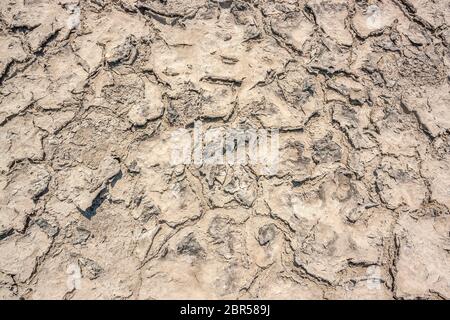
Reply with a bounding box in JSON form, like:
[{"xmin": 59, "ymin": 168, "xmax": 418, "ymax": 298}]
[{"xmin": 78, "ymin": 170, "xmax": 123, "ymax": 219}]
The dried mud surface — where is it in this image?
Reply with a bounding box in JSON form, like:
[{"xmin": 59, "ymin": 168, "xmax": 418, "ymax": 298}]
[{"xmin": 0, "ymin": 0, "xmax": 449, "ymax": 300}]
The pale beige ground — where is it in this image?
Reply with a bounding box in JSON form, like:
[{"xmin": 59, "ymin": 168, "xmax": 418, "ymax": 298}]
[{"xmin": 0, "ymin": 0, "xmax": 449, "ymax": 300}]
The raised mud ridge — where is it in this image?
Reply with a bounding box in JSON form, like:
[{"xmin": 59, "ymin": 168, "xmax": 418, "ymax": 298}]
[{"xmin": 0, "ymin": 0, "xmax": 449, "ymax": 300}]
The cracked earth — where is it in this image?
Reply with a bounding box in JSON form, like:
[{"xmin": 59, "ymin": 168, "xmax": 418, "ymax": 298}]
[{"xmin": 0, "ymin": 0, "xmax": 449, "ymax": 300}]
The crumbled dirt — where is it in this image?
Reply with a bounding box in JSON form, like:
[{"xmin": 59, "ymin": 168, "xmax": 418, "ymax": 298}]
[{"xmin": 0, "ymin": 0, "xmax": 449, "ymax": 300}]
